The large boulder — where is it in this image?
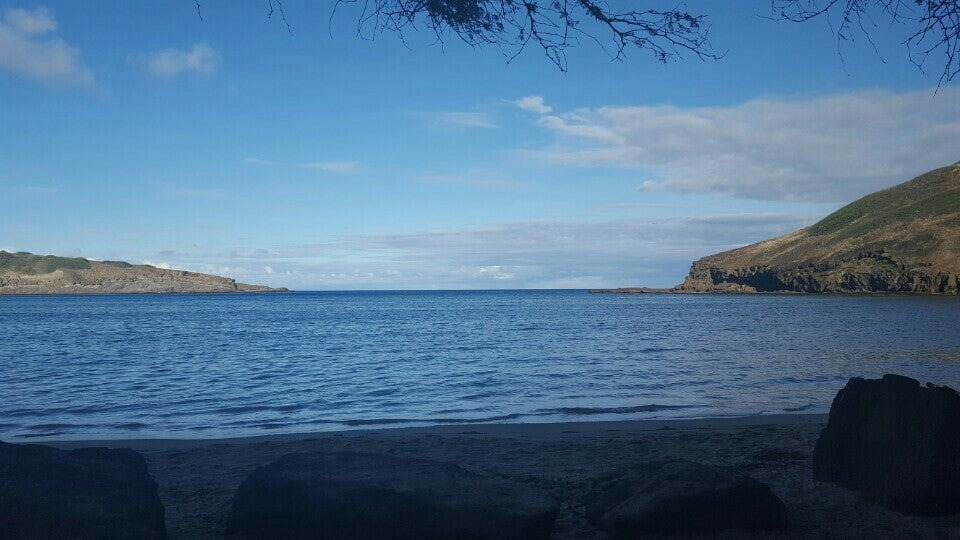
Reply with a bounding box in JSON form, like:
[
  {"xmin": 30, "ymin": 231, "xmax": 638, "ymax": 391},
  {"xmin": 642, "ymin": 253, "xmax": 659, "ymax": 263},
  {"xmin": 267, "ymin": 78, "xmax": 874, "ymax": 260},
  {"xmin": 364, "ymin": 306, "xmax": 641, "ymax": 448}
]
[
  {"xmin": 0, "ymin": 441, "xmax": 167, "ymax": 539},
  {"xmin": 813, "ymin": 374, "xmax": 960, "ymax": 515},
  {"xmin": 586, "ymin": 460, "xmax": 789, "ymax": 537},
  {"xmin": 225, "ymin": 452, "xmax": 559, "ymax": 539}
]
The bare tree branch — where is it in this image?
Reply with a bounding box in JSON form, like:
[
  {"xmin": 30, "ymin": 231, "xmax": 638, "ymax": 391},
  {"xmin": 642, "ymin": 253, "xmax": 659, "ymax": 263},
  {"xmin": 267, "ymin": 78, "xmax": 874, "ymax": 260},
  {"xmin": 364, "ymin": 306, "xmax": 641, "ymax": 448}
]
[
  {"xmin": 269, "ymin": 0, "xmax": 293, "ymax": 35},
  {"xmin": 773, "ymin": 0, "xmax": 960, "ymax": 85},
  {"xmin": 330, "ymin": 0, "xmax": 720, "ymax": 71}
]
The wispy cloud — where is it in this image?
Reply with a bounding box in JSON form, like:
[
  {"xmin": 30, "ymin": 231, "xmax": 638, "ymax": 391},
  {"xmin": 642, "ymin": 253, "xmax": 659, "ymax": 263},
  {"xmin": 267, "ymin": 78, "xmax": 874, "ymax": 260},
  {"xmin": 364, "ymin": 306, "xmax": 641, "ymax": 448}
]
[
  {"xmin": 513, "ymin": 95, "xmax": 552, "ymax": 114},
  {"xmin": 418, "ymin": 174, "xmax": 525, "ymax": 189},
  {"xmin": 0, "ymin": 7, "xmax": 93, "ymax": 85},
  {"xmin": 409, "ymin": 110, "xmax": 498, "ymax": 129},
  {"xmin": 523, "ymin": 87, "xmax": 960, "ymax": 203},
  {"xmin": 139, "ymin": 43, "xmax": 219, "ymax": 77},
  {"xmin": 244, "ymin": 158, "xmax": 360, "ymax": 172},
  {"xmin": 441, "ymin": 111, "xmax": 497, "ymax": 128}
]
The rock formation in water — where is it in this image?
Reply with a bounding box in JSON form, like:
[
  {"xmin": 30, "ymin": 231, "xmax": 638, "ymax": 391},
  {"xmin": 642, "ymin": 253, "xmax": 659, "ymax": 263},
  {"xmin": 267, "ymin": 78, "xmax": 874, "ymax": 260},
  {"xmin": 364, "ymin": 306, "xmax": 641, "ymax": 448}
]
[
  {"xmin": 0, "ymin": 250, "xmax": 286, "ymax": 294},
  {"xmin": 674, "ymin": 162, "xmax": 960, "ymax": 294}
]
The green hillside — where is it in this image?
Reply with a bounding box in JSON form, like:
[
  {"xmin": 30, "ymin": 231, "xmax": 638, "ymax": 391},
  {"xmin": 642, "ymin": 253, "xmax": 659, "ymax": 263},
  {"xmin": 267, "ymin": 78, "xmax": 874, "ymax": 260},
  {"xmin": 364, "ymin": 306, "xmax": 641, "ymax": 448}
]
[{"xmin": 0, "ymin": 251, "xmax": 91, "ymax": 275}]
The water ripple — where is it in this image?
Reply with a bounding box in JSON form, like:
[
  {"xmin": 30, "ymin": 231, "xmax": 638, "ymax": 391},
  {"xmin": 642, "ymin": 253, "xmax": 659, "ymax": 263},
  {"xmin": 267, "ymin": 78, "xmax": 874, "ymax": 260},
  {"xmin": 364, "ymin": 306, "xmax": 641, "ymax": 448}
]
[{"xmin": 0, "ymin": 291, "xmax": 958, "ymax": 439}]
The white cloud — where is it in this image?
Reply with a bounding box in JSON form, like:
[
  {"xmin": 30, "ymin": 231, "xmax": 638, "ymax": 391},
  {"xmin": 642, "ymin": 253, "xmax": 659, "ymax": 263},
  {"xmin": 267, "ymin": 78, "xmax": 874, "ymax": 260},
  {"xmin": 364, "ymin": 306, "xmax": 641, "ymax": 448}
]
[
  {"xmin": 264, "ymin": 266, "xmax": 274, "ymax": 274},
  {"xmin": 514, "ymin": 95, "xmax": 552, "ymax": 114},
  {"xmin": 526, "ymin": 87, "xmax": 960, "ymax": 203},
  {"xmin": 143, "ymin": 43, "xmax": 218, "ymax": 77},
  {"xmin": 436, "ymin": 111, "xmax": 497, "ymax": 129},
  {"xmin": 242, "ymin": 157, "xmax": 273, "ymax": 166},
  {"xmin": 5, "ymin": 7, "xmax": 56, "ymax": 35},
  {"xmin": 143, "ymin": 260, "xmax": 171, "ymax": 270},
  {"xmin": 0, "ymin": 7, "xmax": 93, "ymax": 85},
  {"xmin": 476, "ymin": 266, "xmax": 514, "ymax": 280}
]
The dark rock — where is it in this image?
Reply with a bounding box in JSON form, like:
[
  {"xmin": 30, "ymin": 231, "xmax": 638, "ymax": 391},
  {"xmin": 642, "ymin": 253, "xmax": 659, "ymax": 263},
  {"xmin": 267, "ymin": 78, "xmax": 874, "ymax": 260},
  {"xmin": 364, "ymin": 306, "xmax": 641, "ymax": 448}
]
[
  {"xmin": 813, "ymin": 374, "xmax": 960, "ymax": 515},
  {"xmin": 0, "ymin": 441, "xmax": 167, "ymax": 539},
  {"xmin": 586, "ymin": 460, "xmax": 789, "ymax": 537},
  {"xmin": 225, "ymin": 452, "xmax": 559, "ymax": 539}
]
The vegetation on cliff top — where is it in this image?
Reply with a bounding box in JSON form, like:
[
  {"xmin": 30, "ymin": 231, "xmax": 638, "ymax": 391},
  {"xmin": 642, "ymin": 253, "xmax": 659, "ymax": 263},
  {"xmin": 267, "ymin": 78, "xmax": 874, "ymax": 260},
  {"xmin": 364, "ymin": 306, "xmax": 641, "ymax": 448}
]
[
  {"xmin": 0, "ymin": 251, "xmax": 91, "ymax": 275},
  {"xmin": 0, "ymin": 250, "xmax": 284, "ymax": 294},
  {"xmin": 809, "ymin": 163, "xmax": 960, "ymax": 245}
]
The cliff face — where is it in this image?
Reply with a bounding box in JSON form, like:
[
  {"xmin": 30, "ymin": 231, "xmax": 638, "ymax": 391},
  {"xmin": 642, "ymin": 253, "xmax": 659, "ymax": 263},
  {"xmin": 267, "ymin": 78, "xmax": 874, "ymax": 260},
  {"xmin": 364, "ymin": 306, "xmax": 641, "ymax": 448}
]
[
  {"xmin": 675, "ymin": 162, "xmax": 960, "ymax": 294},
  {"xmin": 0, "ymin": 252, "xmax": 286, "ymax": 294}
]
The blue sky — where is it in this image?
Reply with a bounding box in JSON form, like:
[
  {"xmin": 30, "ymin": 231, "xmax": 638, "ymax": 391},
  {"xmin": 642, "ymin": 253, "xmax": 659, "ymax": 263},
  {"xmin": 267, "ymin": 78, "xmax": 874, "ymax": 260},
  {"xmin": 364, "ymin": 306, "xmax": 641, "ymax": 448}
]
[{"xmin": 1, "ymin": 1, "xmax": 958, "ymax": 289}]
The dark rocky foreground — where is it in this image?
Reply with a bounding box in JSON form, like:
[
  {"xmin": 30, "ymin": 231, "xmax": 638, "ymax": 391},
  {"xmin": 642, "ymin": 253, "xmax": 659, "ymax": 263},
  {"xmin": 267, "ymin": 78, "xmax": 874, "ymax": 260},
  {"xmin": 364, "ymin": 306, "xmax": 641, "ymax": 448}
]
[
  {"xmin": 813, "ymin": 374, "xmax": 960, "ymax": 515},
  {"xmin": 226, "ymin": 452, "xmax": 560, "ymax": 539},
  {"xmin": 0, "ymin": 442, "xmax": 166, "ymax": 539},
  {"xmin": 6, "ymin": 375, "xmax": 960, "ymax": 538},
  {"xmin": 586, "ymin": 460, "xmax": 790, "ymax": 537}
]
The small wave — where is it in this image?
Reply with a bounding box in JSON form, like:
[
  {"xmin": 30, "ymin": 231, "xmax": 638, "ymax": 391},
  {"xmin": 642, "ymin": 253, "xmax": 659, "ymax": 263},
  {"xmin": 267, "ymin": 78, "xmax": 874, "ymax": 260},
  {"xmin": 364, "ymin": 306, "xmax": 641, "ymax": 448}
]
[
  {"xmin": 341, "ymin": 413, "xmax": 522, "ymax": 427},
  {"xmin": 362, "ymin": 388, "xmax": 399, "ymax": 397},
  {"xmin": 783, "ymin": 404, "xmax": 815, "ymax": 412},
  {"xmin": 211, "ymin": 404, "xmax": 304, "ymax": 414},
  {"xmin": 536, "ymin": 404, "xmax": 693, "ymax": 416},
  {"xmin": 111, "ymin": 422, "xmax": 148, "ymax": 431},
  {"xmin": 25, "ymin": 423, "xmax": 96, "ymax": 430},
  {"xmin": 2, "ymin": 407, "xmax": 69, "ymax": 418}
]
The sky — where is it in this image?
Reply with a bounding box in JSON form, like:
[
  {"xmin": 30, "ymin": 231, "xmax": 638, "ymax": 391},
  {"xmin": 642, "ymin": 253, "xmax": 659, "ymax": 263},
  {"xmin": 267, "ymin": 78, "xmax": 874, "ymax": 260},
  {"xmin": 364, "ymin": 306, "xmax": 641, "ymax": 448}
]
[{"xmin": 0, "ymin": 1, "xmax": 958, "ymax": 289}]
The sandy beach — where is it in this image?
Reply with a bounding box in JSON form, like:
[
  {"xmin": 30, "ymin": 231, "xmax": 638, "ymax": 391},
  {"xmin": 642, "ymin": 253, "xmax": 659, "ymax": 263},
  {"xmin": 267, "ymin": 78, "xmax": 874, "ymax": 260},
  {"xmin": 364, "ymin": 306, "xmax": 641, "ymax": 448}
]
[{"xmin": 43, "ymin": 414, "xmax": 960, "ymax": 539}]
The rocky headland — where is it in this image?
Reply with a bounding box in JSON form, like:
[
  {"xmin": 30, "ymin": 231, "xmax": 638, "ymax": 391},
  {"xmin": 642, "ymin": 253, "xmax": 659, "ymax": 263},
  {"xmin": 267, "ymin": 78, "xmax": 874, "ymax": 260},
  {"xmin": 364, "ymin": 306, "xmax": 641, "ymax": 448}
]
[
  {"xmin": 0, "ymin": 251, "xmax": 286, "ymax": 294},
  {"xmin": 595, "ymin": 162, "xmax": 960, "ymax": 295},
  {"xmin": 674, "ymin": 162, "xmax": 960, "ymax": 294}
]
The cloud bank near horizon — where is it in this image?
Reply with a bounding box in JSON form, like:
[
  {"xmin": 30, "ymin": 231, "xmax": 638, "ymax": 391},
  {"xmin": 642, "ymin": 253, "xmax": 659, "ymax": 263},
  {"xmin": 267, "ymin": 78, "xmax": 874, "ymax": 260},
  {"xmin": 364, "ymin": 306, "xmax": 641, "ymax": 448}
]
[{"xmin": 129, "ymin": 213, "xmax": 816, "ymax": 290}]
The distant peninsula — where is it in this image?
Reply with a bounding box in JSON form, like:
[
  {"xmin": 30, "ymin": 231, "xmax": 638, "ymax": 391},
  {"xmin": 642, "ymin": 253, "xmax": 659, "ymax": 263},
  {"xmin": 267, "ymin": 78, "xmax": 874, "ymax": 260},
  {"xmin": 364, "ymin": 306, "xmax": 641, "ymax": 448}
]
[
  {"xmin": 0, "ymin": 251, "xmax": 286, "ymax": 295},
  {"xmin": 595, "ymin": 161, "xmax": 960, "ymax": 295}
]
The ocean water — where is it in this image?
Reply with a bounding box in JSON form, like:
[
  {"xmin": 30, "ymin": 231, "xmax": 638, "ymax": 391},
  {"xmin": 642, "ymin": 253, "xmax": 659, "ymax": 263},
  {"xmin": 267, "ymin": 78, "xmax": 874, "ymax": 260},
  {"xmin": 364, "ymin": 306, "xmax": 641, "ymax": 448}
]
[{"xmin": 1, "ymin": 290, "xmax": 958, "ymax": 440}]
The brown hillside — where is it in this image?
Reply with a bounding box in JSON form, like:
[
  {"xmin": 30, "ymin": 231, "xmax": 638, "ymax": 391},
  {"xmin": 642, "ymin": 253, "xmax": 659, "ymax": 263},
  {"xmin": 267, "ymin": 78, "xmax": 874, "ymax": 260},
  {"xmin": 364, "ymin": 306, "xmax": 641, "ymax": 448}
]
[{"xmin": 675, "ymin": 162, "xmax": 960, "ymax": 294}]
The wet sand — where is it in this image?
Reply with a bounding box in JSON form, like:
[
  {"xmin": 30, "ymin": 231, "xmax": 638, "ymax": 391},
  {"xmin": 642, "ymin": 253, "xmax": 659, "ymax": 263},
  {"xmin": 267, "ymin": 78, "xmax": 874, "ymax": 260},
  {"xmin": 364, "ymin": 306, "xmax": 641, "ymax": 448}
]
[{"xmin": 48, "ymin": 415, "xmax": 960, "ymax": 539}]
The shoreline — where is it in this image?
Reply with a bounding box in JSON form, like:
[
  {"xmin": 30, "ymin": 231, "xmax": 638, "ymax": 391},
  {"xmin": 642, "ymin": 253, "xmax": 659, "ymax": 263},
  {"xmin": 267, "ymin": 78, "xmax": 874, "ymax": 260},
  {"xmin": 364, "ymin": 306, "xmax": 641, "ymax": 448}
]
[
  {"xmin": 0, "ymin": 289, "xmax": 290, "ymax": 297},
  {"xmin": 588, "ymin": 287, "xmax": 960, "ymax": 296},
  {"xmin": 31, "ymin": 412, "xmax": 960, "ymax": 539},
  {"xmin": 40, "ymin": 413, "xmax": 828, "ymax": 450}
]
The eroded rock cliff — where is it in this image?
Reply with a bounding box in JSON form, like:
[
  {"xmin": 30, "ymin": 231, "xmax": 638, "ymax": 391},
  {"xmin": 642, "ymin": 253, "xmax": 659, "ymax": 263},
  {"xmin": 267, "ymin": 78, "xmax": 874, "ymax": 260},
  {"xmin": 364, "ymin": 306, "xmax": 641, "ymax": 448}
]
[
  {"xmin": 0, "ymin": 251, "xmax": 286, "ymax": 294},
  {"xmin": 675, "ymin": 162, "xmax": 960, "ymax": 294}
]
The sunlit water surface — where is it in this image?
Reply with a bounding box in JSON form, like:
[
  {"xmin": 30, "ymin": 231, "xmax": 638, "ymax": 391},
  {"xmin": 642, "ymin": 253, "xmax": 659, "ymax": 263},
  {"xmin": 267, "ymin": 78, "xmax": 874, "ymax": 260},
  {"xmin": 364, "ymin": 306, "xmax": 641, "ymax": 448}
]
[{"xmin": 1, "ymin": 290, "xmax": 958, "ymax": 440}]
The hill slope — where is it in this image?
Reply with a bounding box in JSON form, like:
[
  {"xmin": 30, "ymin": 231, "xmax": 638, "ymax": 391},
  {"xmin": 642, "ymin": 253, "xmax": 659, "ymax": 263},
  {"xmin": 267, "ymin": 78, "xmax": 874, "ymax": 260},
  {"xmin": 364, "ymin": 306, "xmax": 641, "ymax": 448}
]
[
  {"xmin": 674, "ymin": 162, "xmax": 960, "ymax": 294},
  {"xmin": 0, "ymin": 251, "xmax": 286, "ymax": 294}
]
